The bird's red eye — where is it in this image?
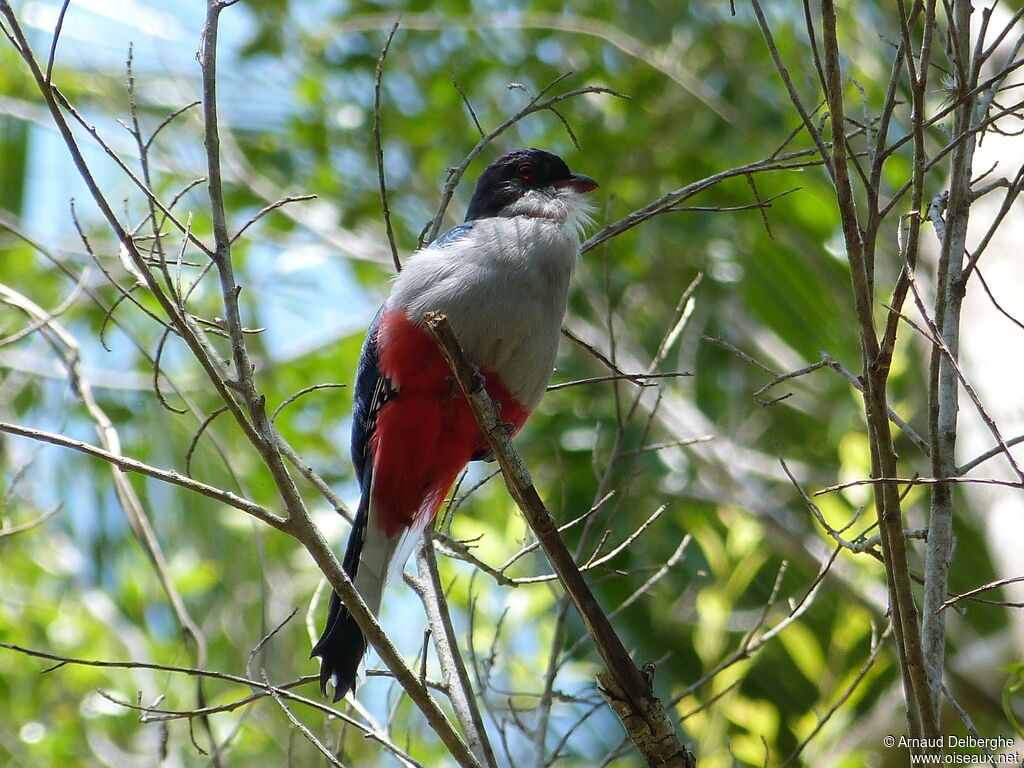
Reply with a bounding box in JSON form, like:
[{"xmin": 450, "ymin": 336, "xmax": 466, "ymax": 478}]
[{"xmin": 518, "ymin": 164, "xmax": 536, "ymax": 180}]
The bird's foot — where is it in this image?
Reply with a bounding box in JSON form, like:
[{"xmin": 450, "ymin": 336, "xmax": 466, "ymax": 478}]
[
  {"xmin": 468, "ymin": 362, "xmax": 487, "ymax": 395},
  {"xmin": 490, "ymin": 420, "xmax": 515, "ymax": 439}
]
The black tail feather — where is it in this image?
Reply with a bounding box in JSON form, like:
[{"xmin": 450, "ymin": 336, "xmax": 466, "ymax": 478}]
[
  {"xmin": 312, "ymin": 495, "xmax": 370, "ymax": 701},
  {"xmin": 310, "ymin": 589, "xmax": 366, "ymax": 702}
]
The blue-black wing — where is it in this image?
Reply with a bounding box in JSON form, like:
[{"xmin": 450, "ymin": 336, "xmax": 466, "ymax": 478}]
[
  {"xmin": 313, "ymin": 305, "xmax": 394, "ymax": 700},
  {"xmin": 427, "ymin": 221, "xmax": 475, "ymax": 250},
  {"xmin": 349, "ymin": 305, "xmax": 393, "ymax": 494},
  {"xmin": 347, "ymin": 222, "xmax": 473, "ymax": 480}
]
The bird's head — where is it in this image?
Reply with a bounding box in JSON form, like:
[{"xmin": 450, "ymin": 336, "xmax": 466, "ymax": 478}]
[{"xmin": 464, "ymin": 148, "xmax": 598, "ymax": 233}]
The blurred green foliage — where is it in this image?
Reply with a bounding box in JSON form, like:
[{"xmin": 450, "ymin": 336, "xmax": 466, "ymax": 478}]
[{"xmin": 1, "ymin": 1, "xmax": 1018, "ymax": 766}]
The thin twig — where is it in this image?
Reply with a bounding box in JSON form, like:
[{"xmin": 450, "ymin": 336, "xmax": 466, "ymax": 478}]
[
  {"xmin": 815, "ymin": 476, "xmax": 1022, "ymax": 494},
  {"xmin": 0, "ymin": 420, "xmax": 288, "ymax": 528},
  {"xmin": 44, "ymin": 0, "xmax": 71, "ymax": 84},
  {"xmin": 0, "ymin": 505, "xmax": 61, "ymax": 538},
  {"xmin": 425, "ymin": 81, "xmax": 628, "ymax": 243},
  {"xmin": 780, "ymin": 622, "xmax": 893, "ymax": 767},
  {"xmin": 262, "ymin": 671, "xmax": 345, "ymax": 768},
  {"xmin": 270, "ymin": 382, "xmax": 347, "ymax": 423},
  {"xmin": 414, "ymin": 543, "xmax": 498, "ymax": 768},
  {"xmin": 935, "ymin": 576, "xmax": 1024, "ymax": 614},
  {"xmin": 374, "ymin": 21, "xmax": 402, "ymax": 271},
  {"xmin": 229, "ymin": 195, "xmax": 317, "ymax": 245},
  {"xmin": 547, "ymin": 371, "xmax": 691, "ymax": 392}
]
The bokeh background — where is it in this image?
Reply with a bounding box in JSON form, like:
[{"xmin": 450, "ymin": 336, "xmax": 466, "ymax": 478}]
[{"xmin": 2, "ymin": 1, "xmax": 1023, "ymax": 766}]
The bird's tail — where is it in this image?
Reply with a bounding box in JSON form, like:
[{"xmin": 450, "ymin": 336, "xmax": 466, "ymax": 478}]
[{"xmin": 311, "ymin": 493, "xmax": 397, "ymax": 702}]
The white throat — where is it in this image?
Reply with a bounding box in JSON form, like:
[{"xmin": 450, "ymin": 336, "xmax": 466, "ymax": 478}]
[{"xmin": 500, "ymin": 187, "xmax": 596, "ymax": 239}]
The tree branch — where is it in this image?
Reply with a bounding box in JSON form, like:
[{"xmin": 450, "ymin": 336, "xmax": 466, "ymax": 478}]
[
  {"xmin": 424, "ymin": 311, "xmax": 694, "ymax": 768},
  {"xmin": 0, "ymin": 420, "xmax": 289, "ymax": 530}
]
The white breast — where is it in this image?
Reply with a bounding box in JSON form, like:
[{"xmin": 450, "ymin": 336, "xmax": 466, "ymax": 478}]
[{"xmin": 389, "ymin": 215, "xmax": 579, "ymax": 410}]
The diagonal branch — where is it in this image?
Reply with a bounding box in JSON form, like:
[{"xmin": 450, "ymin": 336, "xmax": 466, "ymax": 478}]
[
  {"xmin": 424, "ymin": 311, "xmax": 694, "ymax": 768},
  {"xmin": 0, "ymin": 421, "xmax": 288, "ymax": 530}
]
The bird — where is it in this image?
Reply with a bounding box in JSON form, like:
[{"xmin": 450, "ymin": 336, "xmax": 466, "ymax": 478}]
[{"xmin": 311, "ymin": 147, "xmax": 599, "ymax": 701}]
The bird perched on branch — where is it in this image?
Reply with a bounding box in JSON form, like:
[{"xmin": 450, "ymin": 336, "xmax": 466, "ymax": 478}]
[{"xmin": 312, "ymin": 148, "xmax": 599, "ymax": 701}]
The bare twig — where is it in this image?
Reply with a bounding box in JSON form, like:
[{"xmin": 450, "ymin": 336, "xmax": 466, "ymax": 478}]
[
  {"xmin": 901, "ymin": 277, "xmax": 1024, "ymax": 483},
  {"xmin": 425, "ymin": 81, "xmax": 628, "ymax": 243},
  {"xmin": 229, "ymin": 195, "xmax": 317, "ymax": 245},
  {"xmin": 0, "ymin": 420, "xmax": 288, "ymax": 528},
  {"xmin": 270, "ymin": 382, "xmax": 347, "ymax": 423},
  {"xmin": 0, "ymin": 505, "xmax": 60, "ymax": 538},
  {"xmin": 44, "ymin": 0, "xmax": 71, "ymax": 83},
  {"xmin": 669, "ymin": 555, "xmax": 828, "ymax": 711},
  {"xmin": 0, "ymin": 280, "xmax": 222, "ymax": 759},
  {"xmin": 582, "ymin": 149, "xmax": 826, "ymax": 254},
  {"xmin": 262, "ymin": 671, "xmax": 345, "ymax": 768},
  {"xmin": 815, "ymin": 476, "xmax": 1022, "ymax": 494},
  {"xmin": 957, "ymin": 432, "xmax": 1024, "ymax": 476},
  {"xmin": 414, "ymin": 543, "xmax": 498, "ymax": 768},
  {"xmin": 936, "ymin": 576, "xmax": 1024, "ymax": 614},
  {"xmin": 547, "ymin": 371, "xmax": 691, "ymax": 392},
  {"xmin": 374, "ymin": 21, "xmax": 402, "ymax": 271},
  {"xmin": 780, "ymin": 622, "xmax": 893, "ymax": 767}
]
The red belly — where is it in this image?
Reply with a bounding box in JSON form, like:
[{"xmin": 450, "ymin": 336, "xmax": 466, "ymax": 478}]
[{"xmin": 370, "ymin": 310, "xmax": 529, "ymax": 538}]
